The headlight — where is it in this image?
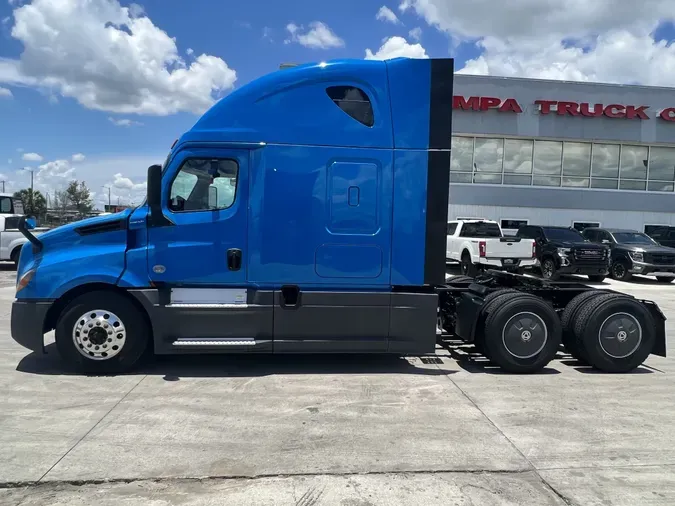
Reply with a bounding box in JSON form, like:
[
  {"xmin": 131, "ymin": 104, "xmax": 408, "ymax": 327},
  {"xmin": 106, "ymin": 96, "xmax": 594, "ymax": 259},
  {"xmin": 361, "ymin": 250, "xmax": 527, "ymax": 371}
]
[
  {"xmin": 16, "ymin": 268, "xmax": 35, "ymax": 293},
  {"xmin": 557, "ymin": 248, "xmax": 571, "ymax": 256},
  {"xmin": 630, "ymin": 251, "xmax": 644, "ymax": 262}
]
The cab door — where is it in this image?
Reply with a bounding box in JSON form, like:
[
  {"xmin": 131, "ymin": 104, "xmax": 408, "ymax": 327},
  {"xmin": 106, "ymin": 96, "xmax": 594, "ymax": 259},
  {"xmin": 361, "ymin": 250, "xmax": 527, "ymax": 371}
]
[{"xmin": 147, "ymin": 147, "xmax": 248, "ymax": 286}]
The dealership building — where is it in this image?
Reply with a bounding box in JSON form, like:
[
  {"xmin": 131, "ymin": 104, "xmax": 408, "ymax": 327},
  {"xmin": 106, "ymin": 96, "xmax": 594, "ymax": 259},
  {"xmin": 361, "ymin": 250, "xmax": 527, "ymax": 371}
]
[{"xmin": 450, "ymin": 74, "xmax": 675, "ymax": 236}]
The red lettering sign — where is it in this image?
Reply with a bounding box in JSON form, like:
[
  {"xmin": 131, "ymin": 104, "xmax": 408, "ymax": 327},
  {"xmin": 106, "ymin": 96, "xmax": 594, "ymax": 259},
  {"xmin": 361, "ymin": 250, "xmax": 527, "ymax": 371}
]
[
  {"xmin": 660, "ymin": 108, "xmax": 675, "ymax": 121},
  {"xmin": 454, "ymin": 96, "xmax": 660, "ymax": 120},
  {"xmin": 453, "ymin": 96, "xmax": 523, "ymax": 113},
  {"xmin": 453, "ymin": 96, "xmax": 480, "ymax": 111}
]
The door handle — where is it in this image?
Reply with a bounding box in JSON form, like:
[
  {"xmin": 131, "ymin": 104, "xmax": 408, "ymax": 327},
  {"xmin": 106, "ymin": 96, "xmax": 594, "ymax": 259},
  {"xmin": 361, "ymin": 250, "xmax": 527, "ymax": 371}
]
[{"xmin": 227, "ymin": 248, "xmax": 242, "ymax": 271}]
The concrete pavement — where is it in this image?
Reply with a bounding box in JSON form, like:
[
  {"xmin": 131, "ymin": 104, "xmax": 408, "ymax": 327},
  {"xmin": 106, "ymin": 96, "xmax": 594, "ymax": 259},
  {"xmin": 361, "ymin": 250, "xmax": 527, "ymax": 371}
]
[{"xmin": 1, "ymin": 267, "xmax": 675, "ymax": 505}]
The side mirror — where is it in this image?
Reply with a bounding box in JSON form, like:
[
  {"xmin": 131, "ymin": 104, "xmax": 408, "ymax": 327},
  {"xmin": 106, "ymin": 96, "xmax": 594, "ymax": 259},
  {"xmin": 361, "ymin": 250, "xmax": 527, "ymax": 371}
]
[
  {"xmin": 25, "ymin": 217, "xmax": 36, "ymax": 230},
  {"xmin": 208, "ymin": 185, "xmax": 218, "ymax": 209},
  {"xmin": 147, "ymin": 164, "xmax": 171, "ymax": 227}
]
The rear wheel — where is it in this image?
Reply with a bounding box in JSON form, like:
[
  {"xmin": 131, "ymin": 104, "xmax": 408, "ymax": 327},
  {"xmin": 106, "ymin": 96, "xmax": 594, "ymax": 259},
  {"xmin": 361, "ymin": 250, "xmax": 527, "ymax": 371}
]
[
  {"xmin": 572, "ymin": 294, "xmax": 655, "ymax": 373},
  {"xmin": 482, "ymin": 293, "xmax": 562, "ymax": 373},
  {"xmin": 560, "ymin": 290, "xmax": 621, "ymax": 363},
  {"xmin": 460, "ymin": 252, "xmax": 478, "ymax": 277},
  {"xmin": 656, "ymin": 277, "xmax": 674, "ymax": 283},
  {"xmin": 610, "ymin": 259, "xmax": 632, "ymax": 281},
  {"xmin": 10, "ymin": 247, "xmax": 20, "ymax": 268},
  {"xmin": 55, "ymin": 291, "xmax": 150, "ymax": 374}
]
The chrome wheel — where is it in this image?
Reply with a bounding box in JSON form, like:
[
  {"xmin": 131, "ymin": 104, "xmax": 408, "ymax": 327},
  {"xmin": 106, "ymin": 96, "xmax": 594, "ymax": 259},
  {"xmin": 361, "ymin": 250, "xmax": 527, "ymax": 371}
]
[
  {"xmin": 72, "ymin": 309, "xmax": 126, "ymax": 361},
  {"xmin": 542, "ymin": 260, "xmax": 555, "ymax": 279},
  {"xmin": 598, "ymin": 312, "xmax": 642, "ymax": 359},
  {"xmin": 502, "ymin": 311, "xmax": 548, "ymax": 359}
]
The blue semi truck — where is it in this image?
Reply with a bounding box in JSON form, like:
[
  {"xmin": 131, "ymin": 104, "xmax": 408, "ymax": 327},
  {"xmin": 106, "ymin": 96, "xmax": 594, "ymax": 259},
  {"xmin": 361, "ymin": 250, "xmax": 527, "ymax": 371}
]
[{"xmin": 11, "ymin": 58, "xmax": 667, "ymax": 374}]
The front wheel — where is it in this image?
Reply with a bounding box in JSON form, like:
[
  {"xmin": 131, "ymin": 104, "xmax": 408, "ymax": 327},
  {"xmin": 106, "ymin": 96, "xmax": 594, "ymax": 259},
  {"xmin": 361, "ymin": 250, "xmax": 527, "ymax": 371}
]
[
  {"xmin": 540, "ymin": 258, "xmax": 559, "ymax": 280},
  {"xmin": 55, "ymin": 291, "xmax": 150, "ymax": 374},
  {"xmin": 611, "ymin": 260, "xmax": 632, "ymax": 281}
]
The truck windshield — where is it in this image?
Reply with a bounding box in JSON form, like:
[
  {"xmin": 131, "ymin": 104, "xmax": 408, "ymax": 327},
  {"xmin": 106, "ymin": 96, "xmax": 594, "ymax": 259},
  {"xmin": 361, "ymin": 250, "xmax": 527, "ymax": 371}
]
[
  {"xmin": 612, "ymin": 232, "xmax": 656, "ymax": 245},
  {"xmin": 543, "ymin": 228, "xmax": 584, "ymax": 242},
  {"xmin": 461, "ymin": 222, "xmax": 502, "ymax": 238}
]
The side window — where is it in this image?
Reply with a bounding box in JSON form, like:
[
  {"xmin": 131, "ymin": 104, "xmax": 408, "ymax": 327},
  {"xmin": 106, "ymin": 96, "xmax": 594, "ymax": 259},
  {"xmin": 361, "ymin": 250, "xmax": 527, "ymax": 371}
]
[
  {"xmin": 583, "ymin": 229, "xmax": 597, "ymax": 242},
  {"xmin": 446, "ymin": 222, "xmax": 457, "ymax": 235},
  {"xmin": 0, "ymin": 197, "xmax": 12, "ymax": 213},
  {"xmin": 169, "ymin": 158, "xmax": 238, "ymax": 212},
  {"xmin": 4, "ymin": 217, "xmax": 19, "ymax": 230},
  {"xmin": 326, "ymin": 86, "xmax": 374, "ymax": 127}
]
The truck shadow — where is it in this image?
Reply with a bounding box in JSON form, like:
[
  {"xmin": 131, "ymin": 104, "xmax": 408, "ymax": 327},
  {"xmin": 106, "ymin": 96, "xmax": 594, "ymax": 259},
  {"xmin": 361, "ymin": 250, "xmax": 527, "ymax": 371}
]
[{"xmin": 16, "ymin": 343, "xmax": 459, "ymax": 379}]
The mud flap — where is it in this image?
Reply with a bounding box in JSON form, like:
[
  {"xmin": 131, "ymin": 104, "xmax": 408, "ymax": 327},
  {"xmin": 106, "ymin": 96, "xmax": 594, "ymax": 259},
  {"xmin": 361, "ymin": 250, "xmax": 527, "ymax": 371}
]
[{"xmin": 642, "ymin": 299, "xmax": 667, "ymax": 357}]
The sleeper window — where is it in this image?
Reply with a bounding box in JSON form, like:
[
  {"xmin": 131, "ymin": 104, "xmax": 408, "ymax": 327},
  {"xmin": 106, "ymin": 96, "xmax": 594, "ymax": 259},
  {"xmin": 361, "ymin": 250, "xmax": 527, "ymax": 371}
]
[
  {"xmin": 169, "ymin": 158, "xmax": 238, "ymax": 212},
  {"xmin": 326, "ymin": 86, "xmax": 374, "ymax": 127}
]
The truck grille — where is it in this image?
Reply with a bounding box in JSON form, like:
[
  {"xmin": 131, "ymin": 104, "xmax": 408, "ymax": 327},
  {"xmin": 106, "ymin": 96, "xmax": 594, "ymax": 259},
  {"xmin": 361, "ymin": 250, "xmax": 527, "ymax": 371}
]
[
  {"xmin": 645, "ymin": 253, "xmax": 675, "ymax": 265},
  {"xmin": 573, "ymin": 248, "xmax": 606, "ymax": 262}
]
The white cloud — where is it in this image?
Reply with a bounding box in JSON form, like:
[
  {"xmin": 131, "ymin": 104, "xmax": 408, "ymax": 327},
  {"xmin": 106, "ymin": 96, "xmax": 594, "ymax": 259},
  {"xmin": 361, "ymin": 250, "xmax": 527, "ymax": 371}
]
[
  {"xmin": 186, "ymin": 48, "xmax": 194, "ymax": 56},
  {"xmin": 0, "ymin": 87, "xmax": 12, "ymax": 98},
  {"xmin": 109, "ymin": 117, "xmax": 143, "ymax": 127},
  {"xmin": 365, "ymin": 36, "xmax": 429, "ymax": 60},
  {"xmin": 22, "ymin": 152, "xmax": 43, "ymax": 162},
  {"xmin": 401, "ymin": 0, "xmax": 675, "ymax": 85},
  {"xmin": 376, "ymin": 6, "xmax": 401, "ymax": 25},
  {"xmin": 285, "ymin": 21, "xmax": 344, "ymax": 49},
  {"xmin": 262, "ymin": 26, "xmax": 273, "ymax": 42},
  {"xmin": 408, "ymin": 27, "xmax": 422, "ymax": 41},
  {"xmin": 35, "ymin": 159, "xmax": 76, "ymax": 188},
  {"xmin": 71, "ymin": 153, "xmax": 86, "ymax": 162},
  {"xmin": 0, "ymin": 0, "xmax": 237, "ymax": 116},
  {"xmin": 398, "ymin": 0, "xmax": 412, "ymax": 12}
]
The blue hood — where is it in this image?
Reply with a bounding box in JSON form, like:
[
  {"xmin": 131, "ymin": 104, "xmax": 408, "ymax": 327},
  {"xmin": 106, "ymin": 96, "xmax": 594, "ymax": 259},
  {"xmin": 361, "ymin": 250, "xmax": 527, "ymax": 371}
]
[{"xmin": 37, "ymin": 209, "xmax": 133, "ymax": 248}]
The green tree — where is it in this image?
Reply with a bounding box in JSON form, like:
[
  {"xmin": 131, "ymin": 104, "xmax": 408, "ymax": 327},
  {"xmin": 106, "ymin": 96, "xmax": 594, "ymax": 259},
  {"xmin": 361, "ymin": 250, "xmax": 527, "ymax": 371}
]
[
  {"xmin": 65, "ymin": 180, "xmax": 94, "ymax": 217},
  {"xmin": 13, "ymin": 189, "xmax": 47, "ymax": 219}
]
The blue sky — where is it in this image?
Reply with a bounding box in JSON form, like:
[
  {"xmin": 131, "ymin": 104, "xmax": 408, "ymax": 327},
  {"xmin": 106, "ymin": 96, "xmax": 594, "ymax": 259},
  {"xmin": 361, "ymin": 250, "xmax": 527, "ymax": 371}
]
[{"xmin": 0, "ymin": 0, "xmax": 673, "ymax": 208}]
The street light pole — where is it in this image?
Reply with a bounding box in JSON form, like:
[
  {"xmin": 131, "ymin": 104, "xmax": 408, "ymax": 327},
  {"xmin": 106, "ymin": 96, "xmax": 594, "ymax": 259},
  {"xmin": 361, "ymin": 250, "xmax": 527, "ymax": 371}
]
[{"xmin": 101, "ymin": 186, "xmax": 111, "ymax": 208}]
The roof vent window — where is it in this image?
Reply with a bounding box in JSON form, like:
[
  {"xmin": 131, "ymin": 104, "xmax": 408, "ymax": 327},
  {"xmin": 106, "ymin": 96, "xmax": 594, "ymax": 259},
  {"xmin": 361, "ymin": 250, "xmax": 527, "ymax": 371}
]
[{"xmin": 326, "ymin": 86, "xmax": 374, "ymax": 127}]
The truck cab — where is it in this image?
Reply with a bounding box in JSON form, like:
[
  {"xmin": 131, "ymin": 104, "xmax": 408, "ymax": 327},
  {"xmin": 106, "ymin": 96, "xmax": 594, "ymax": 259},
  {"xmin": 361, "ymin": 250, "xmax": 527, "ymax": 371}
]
[{"xmin": 11, "ymin": 57, "xmax": 454, "ymax": 373}]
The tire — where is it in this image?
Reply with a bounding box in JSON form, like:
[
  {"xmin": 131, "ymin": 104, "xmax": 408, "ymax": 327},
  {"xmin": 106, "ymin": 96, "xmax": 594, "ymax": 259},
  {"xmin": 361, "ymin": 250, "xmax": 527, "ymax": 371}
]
[
  {"xmin": 656, "ymin": 277, "xmax": 674, "ymax": 283},
  {"xmin": 460, "ymin": 252, "xmax": 478, "ymax": 277},
  {"xmin": 588, "ymin": 275, "xmax": 606, "ymax": 282},
  {"xmin": 10, "ymin": 247, "xmax": 20, "ymax": 268},
  {"xmin": 475, "ymin": 290, "xmax": 523, "ymax": 360},
  {"xmin": 55, "ymin": 290, "xmax": 150, "ymax": 374},
  {"xmin": 448, "ymin": 275, "xmax": 473, "ymax": 284},
  {"xmin": 610, "ymin": 259, "xmax": 632, "ymax": 281},
  {"xmin": 482, "ymin": 293, "xmax": 562, "ymax": 373},
  {"xmin": 540, "ymin": 257, "xmax": 559, "ymax": 280},
  {"xmin": 572, "ymin": 293, "xmax": 654, "ymax": 373},
  {"xmin": 560, "ymin": 290, "xmax": 618, "ymax": 362}
]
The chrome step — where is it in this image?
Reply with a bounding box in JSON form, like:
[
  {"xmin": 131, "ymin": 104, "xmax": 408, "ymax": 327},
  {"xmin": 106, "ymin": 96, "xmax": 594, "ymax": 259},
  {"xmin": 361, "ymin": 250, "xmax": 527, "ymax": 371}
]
[
  {"xmin": 171, "ymin": 338, "xmax": 257, "ymax": 347},
  {"xmin": 167, "ymin": 303, "xmax": 249, "ymax": 308}
]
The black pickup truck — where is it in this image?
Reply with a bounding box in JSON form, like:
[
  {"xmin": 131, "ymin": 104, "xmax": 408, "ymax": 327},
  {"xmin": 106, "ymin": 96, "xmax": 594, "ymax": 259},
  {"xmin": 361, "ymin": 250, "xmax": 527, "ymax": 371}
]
[
  {"xmin": 517, "ymin": 225, "xmax": 610, "ymax": 281},
  {"xmin": 582, "ymin": 227, "xmax": 675, "ymax": 283}
]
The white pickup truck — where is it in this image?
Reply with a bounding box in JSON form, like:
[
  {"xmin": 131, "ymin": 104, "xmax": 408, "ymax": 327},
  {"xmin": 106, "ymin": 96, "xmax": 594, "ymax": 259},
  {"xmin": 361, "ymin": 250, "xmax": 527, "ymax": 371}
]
[
  {"xmin": 0, "ymin": 215, "xmax": 49, "ymax": 266},
  {"xmin": 446, "ymin": 219, "xmax": 537, "ymax": 276}
]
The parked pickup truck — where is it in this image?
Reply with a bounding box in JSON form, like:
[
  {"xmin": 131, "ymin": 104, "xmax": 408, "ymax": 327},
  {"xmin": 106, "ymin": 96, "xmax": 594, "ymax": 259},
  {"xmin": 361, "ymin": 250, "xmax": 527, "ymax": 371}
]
[
  {"xmin": 446, "ymin": 219, "xmax": 536, "ymax": 276},
  {"xmin": 582, "ymin": 227, "xmax": 675, "ymax": 283},
  {"xmin": 0, "ymin": 215, "xmax": 48, "ymax": 266},
  {"xmin": 517, "ymin": 225, "xmax": 610, "ymax": 282}
]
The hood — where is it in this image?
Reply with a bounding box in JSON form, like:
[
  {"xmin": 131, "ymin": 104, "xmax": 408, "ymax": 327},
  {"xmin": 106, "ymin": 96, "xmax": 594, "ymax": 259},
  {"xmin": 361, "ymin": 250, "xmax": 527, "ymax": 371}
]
[
  {"xmin": 550, "ymin": 240, "xmax": 605, "ymax": 249},
  {"xmin": 616, "ymin": 243, "xmax": 675, "ymax": 253},
  {"xmin": 36, "ymin": 209, "xmax": 133, "ymax": 248}
]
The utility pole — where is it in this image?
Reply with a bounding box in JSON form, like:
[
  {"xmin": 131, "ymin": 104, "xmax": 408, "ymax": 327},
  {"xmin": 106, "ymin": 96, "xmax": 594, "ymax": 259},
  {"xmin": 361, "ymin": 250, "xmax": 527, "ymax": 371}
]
[
  {"xmin": 0, "ymin": 181, "xmax": 5, "ymax": 192},
  {"xmin": 101, "ymin": 186, "xmax": 111, "ymax": 210}
]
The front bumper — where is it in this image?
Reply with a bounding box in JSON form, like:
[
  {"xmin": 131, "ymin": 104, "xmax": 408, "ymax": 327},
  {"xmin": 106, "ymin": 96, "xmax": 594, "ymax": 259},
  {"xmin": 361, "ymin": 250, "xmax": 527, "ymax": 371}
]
[
  {"xmin": 630, "ymin": 262, "xmax": 675, "ymax": 277},
  {"xmin": 478, "ymin": 258, "xmax": 537, "ymax": 270},
  {"xmin": 557, "ymin": 264, "xmax": 609, "ymax": 276},
  {"xmin": 11, "ymin": 300, "xmax": 52, "ymax": 353}
]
